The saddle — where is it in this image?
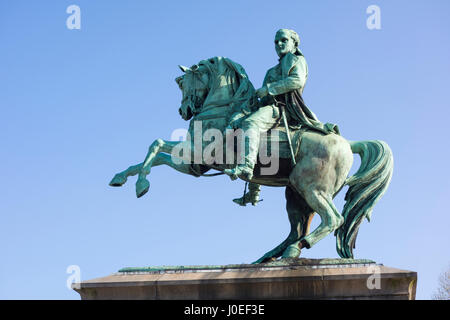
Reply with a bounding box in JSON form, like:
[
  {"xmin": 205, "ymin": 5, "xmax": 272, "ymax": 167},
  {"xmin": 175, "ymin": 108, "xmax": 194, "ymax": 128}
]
[
  {"xmin": 254, "ymin": 121, "xmax": 338, "ymax": 180},
  {"xmin": 261, "ymin": 125, "xmax": 306, "ymax": 162}
]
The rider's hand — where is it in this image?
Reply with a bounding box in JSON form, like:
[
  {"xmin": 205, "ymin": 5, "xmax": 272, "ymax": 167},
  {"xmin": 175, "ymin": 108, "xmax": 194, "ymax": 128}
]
[
  {"xmin": 227, "ymin": 112, "xmax": 244, "ymax": 129},
  {"xmin": 256, "ymin": 86, "xmax": 268, "ymax": 99},
  {"xmin": 227, "ymin": 121, "xmax": 237, "ymax": 130}
]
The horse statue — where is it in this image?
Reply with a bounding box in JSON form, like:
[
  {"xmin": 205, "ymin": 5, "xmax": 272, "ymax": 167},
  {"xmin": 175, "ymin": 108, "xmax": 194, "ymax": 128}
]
[{"xmin": 109, "ymin": 56, "xmax": 393, "ymax": 263}]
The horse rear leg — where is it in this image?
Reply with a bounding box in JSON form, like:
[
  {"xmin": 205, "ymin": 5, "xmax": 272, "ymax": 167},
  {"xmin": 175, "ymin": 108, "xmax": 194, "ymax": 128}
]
[
  {"xmin": 297, "ymin": 189, "xmax": 344, "ymax": 249},
  {"xmin": 280, "ymin": 187, "xmax": 315, "ymax": 258},
  {"xmin": 252, "ymin": 186, "xmax": 314, "ymax": 264}
]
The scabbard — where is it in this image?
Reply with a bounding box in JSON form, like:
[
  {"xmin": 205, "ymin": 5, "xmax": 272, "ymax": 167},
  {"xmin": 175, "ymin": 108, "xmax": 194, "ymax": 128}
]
[{"xmin": 280, "ymin": 104, "xmax": 297, "ymax": 166}]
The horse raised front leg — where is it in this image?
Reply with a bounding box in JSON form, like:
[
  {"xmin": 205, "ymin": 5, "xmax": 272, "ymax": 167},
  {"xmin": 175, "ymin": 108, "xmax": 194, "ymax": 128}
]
[
  {"xmin": 110, "ymin": 152, "xmax": 196, "ymax": 186},
  {"xmin": 110, "ymin": 152, "xmax": 198, "ymax": 195},
  {"xmin": 110, "ymin": 163, "xmax": 142, "ymax": 187},
  {"xmin": 135, "ymin": 139, "xmax": 164, "ymax": 197},
  {"xmin": 136, "ymin": 139, "xmax": 193, "ymax": 198}
]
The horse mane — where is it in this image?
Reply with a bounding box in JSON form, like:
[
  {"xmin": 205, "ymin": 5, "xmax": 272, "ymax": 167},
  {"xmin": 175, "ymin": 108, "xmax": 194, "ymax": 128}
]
[{"xmin": 197, "ymin": 57, "xmax": 257, "ymax": 116}]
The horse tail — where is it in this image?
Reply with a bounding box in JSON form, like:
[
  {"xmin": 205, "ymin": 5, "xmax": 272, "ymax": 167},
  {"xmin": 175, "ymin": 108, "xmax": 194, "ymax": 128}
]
[{"xmin": 335, "ymin": 140, "xmax": 394, "ymax": 258}]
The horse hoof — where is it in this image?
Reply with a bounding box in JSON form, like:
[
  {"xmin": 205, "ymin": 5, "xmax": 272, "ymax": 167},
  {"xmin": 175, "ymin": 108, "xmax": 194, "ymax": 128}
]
[
  {"xmin": 109, "ymin": 173, "xmax": 127, "ymax": 187},
  {"xmin": 136, "ymin": 179, "xmax": 150, "ymax": 198},
  {"xmin": 251, "ymin": 258, "xmax": 264, "ymax": 265},
  {"xmin": 281, "ymin": 243, "xmax": 301, "ymax": 259},
  {"xmin": 252, "ymin": 255, "xmax": 276, "ymax": 265}
]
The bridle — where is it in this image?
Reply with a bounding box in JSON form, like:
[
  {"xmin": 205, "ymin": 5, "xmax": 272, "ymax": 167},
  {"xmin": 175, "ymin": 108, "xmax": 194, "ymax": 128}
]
[{"xmin": 183, "ymin": 66, "xmax": 209, "ymax": 115}]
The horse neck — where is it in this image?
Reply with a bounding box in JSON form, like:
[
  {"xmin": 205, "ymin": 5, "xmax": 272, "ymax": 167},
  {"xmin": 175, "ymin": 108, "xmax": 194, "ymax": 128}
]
[
  {"xmin": 188, "ymin": 96, "xmax": 233, "ymax": 135},
  {"xmin": 190, "ymin": 69, "xmax": 238, "ymax": 131}
]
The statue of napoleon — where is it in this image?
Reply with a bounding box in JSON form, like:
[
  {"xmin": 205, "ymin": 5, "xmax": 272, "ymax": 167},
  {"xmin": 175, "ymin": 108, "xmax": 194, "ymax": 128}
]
[
  {"xmin": 110, "ymin": 28, "xmax": 393, "ymax": 263},
  {"xmin": 226, "ymin": 29, "xmax": 338, "ymax": 206}
]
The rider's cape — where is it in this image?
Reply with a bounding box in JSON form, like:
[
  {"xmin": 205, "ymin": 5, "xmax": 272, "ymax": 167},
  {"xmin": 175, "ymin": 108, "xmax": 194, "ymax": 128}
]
[{"xmin": 264, "ymin": 52, "xmax": 340, "ymax": 135}]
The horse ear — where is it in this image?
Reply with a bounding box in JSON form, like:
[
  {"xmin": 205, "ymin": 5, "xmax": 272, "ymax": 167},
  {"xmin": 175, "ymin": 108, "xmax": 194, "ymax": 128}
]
[{"xmin": 178, "ymin": 65, "xmax": 190, "ymax": 73}]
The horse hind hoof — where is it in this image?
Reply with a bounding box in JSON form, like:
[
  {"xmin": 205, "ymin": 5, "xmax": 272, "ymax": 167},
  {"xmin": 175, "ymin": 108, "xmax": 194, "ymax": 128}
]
[
  {"xmin": 136, "ymin": 179, "xmax": 150, "ymax": 198},
  {"xmin": 281, "ymin": 243, "xmax": 301, "ymax": 259},
  {"xmin": 252, "ymin": 256, "xmax": 276, "ymax": 265},
  {"xmin": 109, "ymin": 174, "xmax": 127, "ymax": 187}
]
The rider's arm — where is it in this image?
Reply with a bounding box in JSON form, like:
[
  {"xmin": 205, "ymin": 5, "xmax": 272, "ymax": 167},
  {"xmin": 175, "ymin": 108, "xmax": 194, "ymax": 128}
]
[{"xmin": 265, "ymin": 56, "xmax": 307, "ymax": 96}]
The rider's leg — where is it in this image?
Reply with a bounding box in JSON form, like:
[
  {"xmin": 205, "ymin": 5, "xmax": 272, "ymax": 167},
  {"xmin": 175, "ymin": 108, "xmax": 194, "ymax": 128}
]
[{"xmin": 224, "ymin": 105, "xmax": 279, "ymax": 180}]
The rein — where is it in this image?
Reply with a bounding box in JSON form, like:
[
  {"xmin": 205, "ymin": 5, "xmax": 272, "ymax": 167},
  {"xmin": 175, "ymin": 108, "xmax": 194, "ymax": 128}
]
[
  {"xmin": 185, "ymin": 67, "xmax": 209, "ymax": 115},
  {"xmin": 190, "ymin": 166, "xmax": 225, "ymax": 177}
]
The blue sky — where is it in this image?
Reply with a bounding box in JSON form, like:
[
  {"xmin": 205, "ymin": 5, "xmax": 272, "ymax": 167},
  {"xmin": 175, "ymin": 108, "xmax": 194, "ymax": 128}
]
[{"xmin": 0, "ymin": 0, "xmax": 449, "ymax": 299}]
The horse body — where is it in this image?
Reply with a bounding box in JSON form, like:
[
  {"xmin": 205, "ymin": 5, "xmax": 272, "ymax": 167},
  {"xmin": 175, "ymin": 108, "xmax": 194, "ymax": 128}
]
[{"xmin": 110, "ymin": 57, "xmax": 393, "ymax": 262}]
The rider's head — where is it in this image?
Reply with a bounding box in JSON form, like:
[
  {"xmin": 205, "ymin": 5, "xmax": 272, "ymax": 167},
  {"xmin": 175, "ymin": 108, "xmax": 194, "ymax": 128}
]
[{"xmin": 274, "ymin": 29, "xmax": 301, "ymax": 58}]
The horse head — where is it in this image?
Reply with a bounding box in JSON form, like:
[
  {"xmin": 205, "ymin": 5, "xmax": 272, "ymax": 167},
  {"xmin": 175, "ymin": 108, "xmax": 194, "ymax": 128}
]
[
  {"xmin": 176, "ymin": 57, "xmax": 257, "ymax": 127},
  {"xmin": 176, "ymin": 63, "xmax": 210, "ymax": 121}
]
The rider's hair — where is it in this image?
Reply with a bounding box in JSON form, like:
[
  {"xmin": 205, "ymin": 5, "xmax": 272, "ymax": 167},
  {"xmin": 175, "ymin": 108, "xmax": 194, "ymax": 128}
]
[{"xmin": 277, "ymin": 29, "xmax": 300, "ymax": 47}]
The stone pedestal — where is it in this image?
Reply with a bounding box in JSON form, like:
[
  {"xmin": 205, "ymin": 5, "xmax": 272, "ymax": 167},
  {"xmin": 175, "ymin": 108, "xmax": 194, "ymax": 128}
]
[{"xmin": 73, "ymin": 258, "xmax": 417, "ymax": 300}]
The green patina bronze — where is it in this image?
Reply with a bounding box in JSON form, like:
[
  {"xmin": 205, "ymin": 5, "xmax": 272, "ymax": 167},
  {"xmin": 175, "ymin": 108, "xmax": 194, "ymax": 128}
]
[
  {"xmin": 118, "ymin": 258, "xmax": 376, "ymax": 273},
  {"xmin": 110, "ymin": 29, "xmax": 394, "ymax": 262}
]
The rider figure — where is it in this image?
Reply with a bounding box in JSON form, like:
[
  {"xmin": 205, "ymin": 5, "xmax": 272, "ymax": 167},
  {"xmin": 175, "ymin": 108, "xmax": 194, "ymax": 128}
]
[
  {"xmin": 226, "ymin": 29, "xmax": 321, "ymax": 201},
  {"xmin": 227, "ymin": 29, "xmax": 338, "ymax": 205}
]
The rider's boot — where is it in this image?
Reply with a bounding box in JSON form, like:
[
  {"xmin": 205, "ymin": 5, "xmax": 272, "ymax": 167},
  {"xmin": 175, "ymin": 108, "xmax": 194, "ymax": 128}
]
[
  {"xmin": 224, "ymin": 129, "xmax": 259, "ymax": 181},
  {"xmin": 233, "ymin": 183, "xmax": 261, "ymax": 206}
]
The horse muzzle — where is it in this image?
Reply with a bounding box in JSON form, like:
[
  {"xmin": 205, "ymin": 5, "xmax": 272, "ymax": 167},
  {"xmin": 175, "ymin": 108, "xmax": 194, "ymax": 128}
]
[{"xmin": 179, "ymin": 103, "xmax": 193, "ymax": 121}]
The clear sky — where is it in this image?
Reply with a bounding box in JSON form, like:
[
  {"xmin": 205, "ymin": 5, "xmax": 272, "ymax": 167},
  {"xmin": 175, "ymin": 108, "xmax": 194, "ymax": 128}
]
[{"xmin": 0, "ymin": 0, "xmax": 449, "ymax": 300}]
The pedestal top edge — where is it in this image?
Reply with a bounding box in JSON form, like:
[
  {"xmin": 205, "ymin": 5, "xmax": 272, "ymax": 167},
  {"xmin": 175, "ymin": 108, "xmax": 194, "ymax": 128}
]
[{"xmin": 117, "ymin": 258, "xmax": 377, "ymax": 274}]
